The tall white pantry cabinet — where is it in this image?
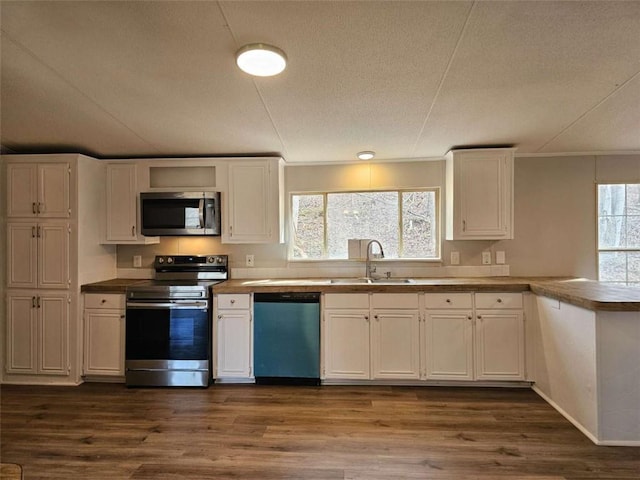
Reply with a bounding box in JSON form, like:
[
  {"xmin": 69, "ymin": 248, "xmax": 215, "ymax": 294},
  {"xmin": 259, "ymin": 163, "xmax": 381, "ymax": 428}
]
[{"xmin": 3, "ymin": 155, "xmax": 116, "ymax": 385}]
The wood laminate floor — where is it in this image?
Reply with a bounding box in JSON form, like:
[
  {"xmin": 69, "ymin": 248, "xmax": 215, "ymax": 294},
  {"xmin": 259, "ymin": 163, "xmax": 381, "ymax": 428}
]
[{"xmin": 1, "ymin": 384, "xmax": 639, "ymax": 479}]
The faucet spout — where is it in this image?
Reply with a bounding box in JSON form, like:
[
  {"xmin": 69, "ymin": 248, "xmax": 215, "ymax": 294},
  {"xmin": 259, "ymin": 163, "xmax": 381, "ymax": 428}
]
[{"xmin": 365, "ymin": 240, "xmax": 385, "ymax": 279}]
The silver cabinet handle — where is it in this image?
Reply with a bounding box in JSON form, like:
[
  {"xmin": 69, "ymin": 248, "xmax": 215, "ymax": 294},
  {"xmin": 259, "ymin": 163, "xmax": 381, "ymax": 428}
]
[
  {"xmin": 446, "ymin": 299, "xmax": 451, "ymax": 303},
  {"xmin": 230, "ymin": 299, "xmax": 235, "ymax": 304},
  {"xmin": 131, "ymin": 225, "xmax": 135, "ymax": 237},
  {"xmin": 497, "ymin": 298, "xmax": 503, "ymax": 303},
  {"xmin": 38, "ymin": 202, "xmax": 42, "ymax": 213},
  {"xmin": 37, "ymin": 226, "xmax": 41, "ymax": 238},
  {"xmin": 32, "ymin": 297, "xmax": 37, "ymax": 308},
  {"xmin": 462, "ymin": 220, "xmax": 466, "ymax": 232},
  {"xmin": 32, "ymin": 202, "xmax": 37, "ymax": 214},
  {"xmin": 218, "ymin": 314, "xmax": 223, "ymax": 319},
  {"xmin": 36, "ymin": 297, "xmax": 41, "ymax": 308},
  {"xmin": 32, "ymin": 226, "xmax": 36, "ymax": 238}
]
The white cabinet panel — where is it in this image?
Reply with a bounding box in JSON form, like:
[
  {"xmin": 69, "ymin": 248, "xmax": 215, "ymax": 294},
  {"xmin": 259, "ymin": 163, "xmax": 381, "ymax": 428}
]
[
  {"xmin": 104, "ymin": 163, "xmax": 158, "ymax": 244},
  {"xmin": 217, "ymin": 310, "xmax": 252, "ymax": 378},
  {"xmin": 84, "ymin": 310, "xmax": 125, "ymax": 376},
  {"xmin": 323, "ymin": 309, "xmax": 370, "ymax": 379},
  {"xmin": 7, "ymin": 162, "xmax": 70, "ymax": 218},
  {"xmin": 6, "ymin": 294, "xmax": 37, "ymax": 373},
  {"xmin": 224, "ymin": 158, "xmax": 283, "ymax": 244},
  {"xmin": 6, "ymin": 292, "xmax": 69, "ymax": 376},
  {"xmin": 7, "ymin": 222, "xmax": 70, "ymax": 290},
  {"xmin": 425, "ymin": 310, "xmax": 474, "ymax": 380},
  {"xmin": 475, "ymin": 310, "xmax": 525, "ymax": 380},
  {"xmin": 446, "ymin": 148, "xmax": 514, "ymax": 240},
  {"xmin": 371, "ymin": 310, "xmax": 420, "ymax": 379}
]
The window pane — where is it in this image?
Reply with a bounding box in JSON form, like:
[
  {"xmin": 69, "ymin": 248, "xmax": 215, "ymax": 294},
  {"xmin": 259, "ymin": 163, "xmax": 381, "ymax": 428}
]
[
  {"xmin": 599, "ymin": 216, "xmax": 626, "ymax": 248},
  {"xmin": 627, "ymin": 252, "xmax": 640, "ymax": 283},
  {"xmin": 291, "ymin": 195, "xmax": 324, "ymax": 259},
  {"xmin": 599, "ymin": 251, "xmax": 627, "ymax": 282},
  {"xmin": 626, "ymin": 215, "xmax": 640, "ymax": 248},
  {"xmin": 326, "ymin": 192, "xmax": 399, "ymax": 259},
  {"xmin": 598, "ymin": 184, "xmax": 625, "ymax": 216},
  {"xmin": 626, "ymin": 184, "xmax": 640, "ymax": 215},
  {"xmin": 402, "ymin": 191, "xmax": 437, "ymax": 258}
]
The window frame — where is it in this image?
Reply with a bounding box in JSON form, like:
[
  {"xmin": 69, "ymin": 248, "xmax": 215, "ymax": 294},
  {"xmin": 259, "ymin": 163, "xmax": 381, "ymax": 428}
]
[
  {"xmin": 288, "ymin": 187, "xmax": 441, "ymax": 262},
  {"xmin": 596, "ymin": 182, "xmax": 640, "ymax": 285}
]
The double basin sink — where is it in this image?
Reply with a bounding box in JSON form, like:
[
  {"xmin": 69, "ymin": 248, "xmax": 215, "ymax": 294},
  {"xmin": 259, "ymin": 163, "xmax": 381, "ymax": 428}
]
[{"xmin": 330, "ymin": 277, "xmax": 415, "ymax": 284}]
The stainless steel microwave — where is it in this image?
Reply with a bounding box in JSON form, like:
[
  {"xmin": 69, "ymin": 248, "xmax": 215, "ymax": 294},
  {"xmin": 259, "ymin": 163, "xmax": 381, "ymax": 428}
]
[{"xmin": 140, "ymin": 191, "xmax": 221, "ymax": 236}]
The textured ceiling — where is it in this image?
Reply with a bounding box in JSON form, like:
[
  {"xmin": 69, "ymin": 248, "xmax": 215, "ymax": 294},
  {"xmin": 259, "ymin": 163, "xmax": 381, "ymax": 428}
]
[{"xmin": 1, "ymin": 1, "xmax": 639, "ymax": 163}]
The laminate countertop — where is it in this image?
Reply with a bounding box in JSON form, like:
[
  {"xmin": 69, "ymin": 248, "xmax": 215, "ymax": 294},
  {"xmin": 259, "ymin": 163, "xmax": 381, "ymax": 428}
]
[{"xmin": 81, "ymin": 277, "xmax": 640, "ymax": 312}]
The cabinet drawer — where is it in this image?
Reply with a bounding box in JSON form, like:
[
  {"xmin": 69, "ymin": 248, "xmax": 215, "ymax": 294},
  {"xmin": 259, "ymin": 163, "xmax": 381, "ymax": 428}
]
[
  {"xmin": 475, "ymin": 292, "xmax": 523, "ymax": 309},
  {"xmin": 424, "ymin": 293, "xmax": 473, "ymax": 309},
  {"xmin": 323, "ymin": 293, "xmax": 370, "ymax": 309},
  {"xmin": 84, "ymin": 293, "xmax": 125, "ymax": 309},
  {"xmin": 217, "ymin": 294, "xmax": 251, "ymax": 309},
  {"xmin": 371, "ymin": 293, "xmax": 419, "ymax": 309}
]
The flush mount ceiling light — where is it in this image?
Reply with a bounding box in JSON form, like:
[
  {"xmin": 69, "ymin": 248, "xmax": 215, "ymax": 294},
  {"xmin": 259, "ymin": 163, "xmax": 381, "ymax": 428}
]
[
  {"xmin": 236, "ymin": 43, "xmax": 287, "ymax": 77},
  {"xmin": 357, "ymin": 151, "xmax": 375, "ymax": 160}
]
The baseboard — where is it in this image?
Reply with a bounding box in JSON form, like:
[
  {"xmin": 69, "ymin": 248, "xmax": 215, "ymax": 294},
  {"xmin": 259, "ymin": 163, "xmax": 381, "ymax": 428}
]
[
  {"xmin": 532, "ymin": 385, "xmax": 601, "ymax": 445},
  {"xmin": 321, "ymin": 379, "xmax": 533, "ymax": 387}
]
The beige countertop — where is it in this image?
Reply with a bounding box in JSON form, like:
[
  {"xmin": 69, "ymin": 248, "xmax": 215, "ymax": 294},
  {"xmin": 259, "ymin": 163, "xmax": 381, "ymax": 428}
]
[{"xmin": 81, "ymin": 276, "xmax": 640, "ymax": 312}]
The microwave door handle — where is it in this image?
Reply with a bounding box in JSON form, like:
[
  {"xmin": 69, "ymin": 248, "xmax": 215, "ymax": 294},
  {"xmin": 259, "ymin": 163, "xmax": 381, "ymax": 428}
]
[{"xmin": 198, "ymin": 198, "xmax": 205, "ymax": 228}]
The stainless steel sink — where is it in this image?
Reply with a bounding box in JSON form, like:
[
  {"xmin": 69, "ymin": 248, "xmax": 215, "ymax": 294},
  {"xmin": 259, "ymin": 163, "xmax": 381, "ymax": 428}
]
[
  {"xmin": 330, "ymin": 278, "xmax": 415, "ymax": 284},
  {"xmin": 370, "ymin": 278, "xmax": 415, "ymax": 284},
  {"xmin": 330, "ymin": 278, "xmax": 372, "ymax": 284}
]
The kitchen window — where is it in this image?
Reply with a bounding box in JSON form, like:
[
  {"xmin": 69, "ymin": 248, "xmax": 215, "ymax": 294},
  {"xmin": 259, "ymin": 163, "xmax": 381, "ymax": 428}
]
[
  {"xmin": 290, "ymin": 189, "xmax": 439, "ymax": 260},
  {"xmin": 597, "ymin": 183, "xmax": 640, "ymax": 285}
]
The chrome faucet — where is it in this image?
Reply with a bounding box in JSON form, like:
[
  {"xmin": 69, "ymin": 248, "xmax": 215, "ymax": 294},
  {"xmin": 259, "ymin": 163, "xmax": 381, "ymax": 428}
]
[{"xmin": 365, "ymin": 240, "xmax": 385, "ymax": 279}]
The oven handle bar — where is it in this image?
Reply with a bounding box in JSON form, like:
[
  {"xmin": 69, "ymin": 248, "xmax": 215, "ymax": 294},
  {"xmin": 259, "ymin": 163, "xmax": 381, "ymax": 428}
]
[{"xmin": 126, "ymin": 301, "xmax": 209, "ymax": 310}]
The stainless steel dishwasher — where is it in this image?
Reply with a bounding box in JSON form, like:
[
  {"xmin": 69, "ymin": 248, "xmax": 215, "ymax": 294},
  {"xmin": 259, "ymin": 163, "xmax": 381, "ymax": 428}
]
[{"xmin": 253, "ymin": 292, "xmax": 321, "ymax": 385}]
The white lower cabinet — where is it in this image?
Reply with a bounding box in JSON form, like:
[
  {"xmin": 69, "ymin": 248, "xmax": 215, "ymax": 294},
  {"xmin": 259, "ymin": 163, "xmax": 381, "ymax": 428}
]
[
  {"xmin": 424, "ymin": 292, "xmax": 525, "ymax": 381},
  {"xmin": 322, "ymin": 293, "xmax": 420, "ymax": 380},
  {"xmin": 83, "ymin": 294, "xmax": 125, "ymax": 377},
  {"xmin": 6, "ymin": 291, "xmax": 69, "ymax": 375},
  {"xmin": 215, "ymin": 294, "xmax": 252, "ymax": 380},
  {"xmin": 475, "ymin": 310, "xmax": 525, "ymax": 380}
]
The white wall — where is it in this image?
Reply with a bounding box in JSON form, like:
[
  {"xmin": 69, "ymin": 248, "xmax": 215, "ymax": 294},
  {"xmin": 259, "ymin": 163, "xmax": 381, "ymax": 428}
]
[{"xmin": 117, "ymin": 154, "xmax": 640, "ymax": 279}]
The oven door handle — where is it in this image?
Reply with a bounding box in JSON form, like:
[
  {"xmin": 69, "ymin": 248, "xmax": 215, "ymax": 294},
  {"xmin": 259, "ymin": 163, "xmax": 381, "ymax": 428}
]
[{"xmin": 127, "ymin": 301, "xmax": 209, "ymax": 310}]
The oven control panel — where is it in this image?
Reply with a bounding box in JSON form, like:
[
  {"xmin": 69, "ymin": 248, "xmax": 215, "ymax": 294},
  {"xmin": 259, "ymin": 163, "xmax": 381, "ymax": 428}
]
[{"xmin": 155, "ymin": 255, "xmax": 228, "ymax": 268}]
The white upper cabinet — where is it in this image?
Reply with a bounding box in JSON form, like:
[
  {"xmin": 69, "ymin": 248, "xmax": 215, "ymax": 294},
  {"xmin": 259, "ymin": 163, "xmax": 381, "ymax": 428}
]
[
  {"xmin": 445, "ymin": 148, "xmax": 515, "ymax": 240},
  {"xmin": 7, "ymin": 162, "xmax": 70, "ymax": 218},
  {"xmin": 223, "ymin": 158, "xmax": 284, "ymax": 244},
  {"xmin": 104, "ymin": 163, "xmax": 158, "ymax": 244},
  {"xmin": 7, "ymin": 222, "xmax": 70, "ymax": 289}
]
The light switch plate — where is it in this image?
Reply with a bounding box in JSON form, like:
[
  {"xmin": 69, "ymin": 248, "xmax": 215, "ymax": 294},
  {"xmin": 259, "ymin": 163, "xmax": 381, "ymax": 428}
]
[
  {"xmin": 482, "ymin": 251, "xmax": 492, "ymax": 265},
  {"xmin": 496, "ymin": 251, "xmax": 506, "ymax": 265},
  {"xmin": 133, "ymin": 255, "xmax": 142, "ymax": 268},
  {"xmin": 450, "ymin": 251, "xmax": 460, "ymax": 265}
]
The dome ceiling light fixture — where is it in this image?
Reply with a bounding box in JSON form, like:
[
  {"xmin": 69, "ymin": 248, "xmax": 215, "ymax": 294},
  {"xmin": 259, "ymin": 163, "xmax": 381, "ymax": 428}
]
[
  {"xmin": 235, "ymin": 43, "xmax": 287, "ymax": 77},
  {"xmin": 357, "ymin": 151, "xmax": 375, "ymax": 161}
]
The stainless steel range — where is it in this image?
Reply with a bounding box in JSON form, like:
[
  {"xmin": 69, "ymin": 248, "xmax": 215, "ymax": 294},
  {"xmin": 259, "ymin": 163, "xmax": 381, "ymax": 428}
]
[{"xmin": 125, "ymin": 255, "xmax": 228, "ymax": 387}]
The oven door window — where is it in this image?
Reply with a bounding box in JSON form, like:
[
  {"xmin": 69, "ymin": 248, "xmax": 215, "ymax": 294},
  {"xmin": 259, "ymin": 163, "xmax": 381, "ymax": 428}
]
[{"xmin": 126, "ymin": 307, "xmax": 209, "ymax": 360}]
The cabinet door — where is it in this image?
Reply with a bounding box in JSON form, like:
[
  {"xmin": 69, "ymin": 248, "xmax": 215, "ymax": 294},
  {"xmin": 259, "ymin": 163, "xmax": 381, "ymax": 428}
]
[
  {"xmin": 371, "ymin": 309, "xmax": 420, "ymax": 379},
  {"xmin": 38, "ymin": 223, "xmax": 71, "ymax": 289},
  {"xmin": 6, "ymin": 293, "xmax": 37, "ymax": 374},
  {"xmin": 226, "ymin": 160, "xmax": 282, "ymax": 243},
  {"xmin": 446, "ymin": 149, "xmax": 514, "ymax": 240},
  {"xmin": 84, "ymin": 309, "xmax": 125, "ymax": 376},
  {"xmin": 475, "ymin": 310, "xmax": 525, "ymax": 380},
  {"xmin": 38, "ymin": 163, "xmax": 70, "ymax": 218},
  {"xmin": 7, "ymin": 163, "xmax": 37, "ymax": 217},
  {"xmin": 105, "ymin": 164, "xmax": 138, "ymax": 241},
  {"xmin": 7, "ymin": 223, "xmax": 37, "ymax": 289},
  {"xmin": 323, "ymin": 309, "xmax": 370, "ymax": 379},
  {"xmin": 216, "ymin": 310, "xmax": 252, "ymax": 378},
  {"xmin": 425, "ymin": 310, "xmax": 474, "ymax": 380},
  {"xmin": 38, "ymin": 294, "xmax": 69, "ymax": 375}
]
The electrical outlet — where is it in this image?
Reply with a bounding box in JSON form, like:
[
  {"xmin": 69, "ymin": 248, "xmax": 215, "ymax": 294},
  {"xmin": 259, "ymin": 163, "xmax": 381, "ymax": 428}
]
[
  {"xmin": 133, "ymin": 255, "xmax": 142, "ymax": 268},
  {"xmin": 246, "ymin": 254, "xmax": 255, "ymax": 267},
  {"xmin": 482, "ymin": 251, "xmax": 492, "ymax": 265},
  {"xmin": 496, "ymin": 251, "xmax": 506, "ymax": 265},
  {"xmin": 450, "ymin": 251, "xmax": 460, "ymax": 265}
]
